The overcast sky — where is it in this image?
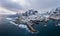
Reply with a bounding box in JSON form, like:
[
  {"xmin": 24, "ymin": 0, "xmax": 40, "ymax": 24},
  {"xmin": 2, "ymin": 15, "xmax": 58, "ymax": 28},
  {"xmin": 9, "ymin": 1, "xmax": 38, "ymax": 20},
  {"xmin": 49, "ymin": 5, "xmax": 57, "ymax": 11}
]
[{"xmin": 0, "ymin": 0, "xmax": 60, "ymax": 12}]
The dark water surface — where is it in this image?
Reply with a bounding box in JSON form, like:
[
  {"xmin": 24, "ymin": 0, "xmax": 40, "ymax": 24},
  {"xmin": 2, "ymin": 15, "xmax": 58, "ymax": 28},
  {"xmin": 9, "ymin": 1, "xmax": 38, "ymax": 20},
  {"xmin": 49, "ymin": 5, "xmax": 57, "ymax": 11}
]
[{"xmin": 0, "ymin": 15, "xmax": 60, "ymax": 36}]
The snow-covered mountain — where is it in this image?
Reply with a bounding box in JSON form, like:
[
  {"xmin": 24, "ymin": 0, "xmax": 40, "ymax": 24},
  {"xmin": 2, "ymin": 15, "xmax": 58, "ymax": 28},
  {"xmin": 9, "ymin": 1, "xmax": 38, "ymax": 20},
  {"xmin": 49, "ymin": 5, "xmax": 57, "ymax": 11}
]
[
  {"xmin": 49, "ymin": 7, "xmax": 60, "ymax": 20},
  {"xmin": 5, "ymin": 7, "xmax": 60, "ymax": 33},
  {"xmin": 22, "ymin": 9, "xmax": 38, "ymax": 16},
  {"xmin": 6, "ymin": 7, "xmax": 60, "ymax": 24}
]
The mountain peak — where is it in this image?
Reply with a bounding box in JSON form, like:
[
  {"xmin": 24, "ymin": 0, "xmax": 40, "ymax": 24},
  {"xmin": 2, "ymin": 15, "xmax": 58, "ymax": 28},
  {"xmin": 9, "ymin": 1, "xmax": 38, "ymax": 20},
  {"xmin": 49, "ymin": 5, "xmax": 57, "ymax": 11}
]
[{"xmin": 22, "ymin": 9, "xmax": 38, "ymax": 16}]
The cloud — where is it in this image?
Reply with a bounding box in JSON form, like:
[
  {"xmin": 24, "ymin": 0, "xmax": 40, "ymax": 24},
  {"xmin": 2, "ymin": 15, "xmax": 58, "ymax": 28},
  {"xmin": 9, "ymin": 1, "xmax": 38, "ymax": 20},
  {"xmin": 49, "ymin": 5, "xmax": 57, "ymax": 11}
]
[
  {"xmin": 29, "ymin": 0, "xmax": 60, "ymax": 10},
  {"xmin": 0, "ymin": 0, "xmax": 60, "ymax": 11},
  {"xmin": 0, "ymin": 0, "xmax": 23, "ymax": 11},
  {"xmin": 0, "ymin": 7, "xmax": 16, "ymax": 15}
]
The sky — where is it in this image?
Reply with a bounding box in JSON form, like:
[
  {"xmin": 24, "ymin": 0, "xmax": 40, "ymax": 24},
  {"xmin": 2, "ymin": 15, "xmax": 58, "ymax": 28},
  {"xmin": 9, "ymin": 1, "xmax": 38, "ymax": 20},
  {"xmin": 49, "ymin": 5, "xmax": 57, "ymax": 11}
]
[{"xmin": 0, "ymin": 0, "xmax": 60, "ymax": 13}]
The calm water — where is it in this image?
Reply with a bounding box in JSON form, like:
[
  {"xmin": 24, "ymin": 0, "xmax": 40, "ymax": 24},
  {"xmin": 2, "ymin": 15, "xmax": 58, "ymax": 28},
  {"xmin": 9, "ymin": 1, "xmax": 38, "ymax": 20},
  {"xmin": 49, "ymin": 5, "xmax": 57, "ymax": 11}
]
[{"xmin": 0, "ymin": 15, "xmax": 60, "ymax": 36}]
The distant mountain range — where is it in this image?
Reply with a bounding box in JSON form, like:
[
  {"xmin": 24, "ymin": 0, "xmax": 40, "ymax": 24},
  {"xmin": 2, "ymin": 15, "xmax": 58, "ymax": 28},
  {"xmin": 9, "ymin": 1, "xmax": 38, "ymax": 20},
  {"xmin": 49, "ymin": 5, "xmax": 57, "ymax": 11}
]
[{"xmin": 7, "ymin": 7, "xmax": 60, "ymax": 22}]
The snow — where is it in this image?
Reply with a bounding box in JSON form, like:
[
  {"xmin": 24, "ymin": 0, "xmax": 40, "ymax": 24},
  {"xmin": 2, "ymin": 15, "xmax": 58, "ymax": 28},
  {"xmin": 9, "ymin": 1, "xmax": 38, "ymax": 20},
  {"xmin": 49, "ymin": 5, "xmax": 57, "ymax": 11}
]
[
  {"xmin": 58, "ymin": 23, "xmax": 60, "ymax": 26},
  {"xmin": 6, "ymin": 18, "xmax": 13, "ymax": 21},
  {"xmin": 19, "ymin": 24, "xmax": 28, "ymax": 28}
]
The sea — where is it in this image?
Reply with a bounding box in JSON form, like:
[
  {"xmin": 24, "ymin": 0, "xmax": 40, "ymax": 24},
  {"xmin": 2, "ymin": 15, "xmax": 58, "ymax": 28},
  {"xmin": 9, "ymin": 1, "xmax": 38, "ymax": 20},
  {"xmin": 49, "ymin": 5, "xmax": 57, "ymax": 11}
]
[{"xmin": 0, "ymin": 14, "xmax": 60, "ymax": 36}]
